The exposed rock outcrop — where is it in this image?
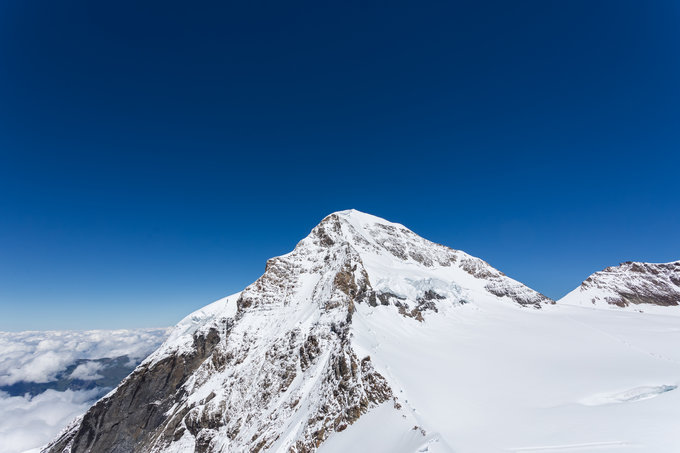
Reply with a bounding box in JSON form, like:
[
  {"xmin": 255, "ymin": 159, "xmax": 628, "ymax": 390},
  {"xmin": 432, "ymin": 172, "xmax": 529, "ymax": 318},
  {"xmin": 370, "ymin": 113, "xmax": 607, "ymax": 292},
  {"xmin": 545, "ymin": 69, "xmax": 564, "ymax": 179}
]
[{"xmin": 560, "ymin": 260, "xmax": 680, "ymax": 308}]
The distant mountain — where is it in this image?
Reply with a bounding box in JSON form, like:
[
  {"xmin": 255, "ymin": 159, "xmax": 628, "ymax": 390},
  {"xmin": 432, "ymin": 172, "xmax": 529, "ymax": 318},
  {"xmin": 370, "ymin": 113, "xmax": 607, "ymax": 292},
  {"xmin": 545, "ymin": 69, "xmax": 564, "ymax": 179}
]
[
  {"xmin": 44, "ymin": 211, "xmax": 680, "ymax": 453},
  {"xmin": 559, "ymin": 260, "xmax": 680, "ymax": 309}
]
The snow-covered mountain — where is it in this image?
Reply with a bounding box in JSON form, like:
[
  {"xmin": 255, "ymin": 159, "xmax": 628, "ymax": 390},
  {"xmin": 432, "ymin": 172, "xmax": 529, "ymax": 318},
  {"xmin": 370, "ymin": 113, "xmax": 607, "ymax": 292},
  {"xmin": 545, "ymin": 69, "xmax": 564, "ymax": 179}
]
[
  {"xmin": 560, "ymin": 260, "xmax": 680, "ymax": 311},
  {"xmin": 44, "ymin": 211, "xmax": 680, "ymax": 453}
]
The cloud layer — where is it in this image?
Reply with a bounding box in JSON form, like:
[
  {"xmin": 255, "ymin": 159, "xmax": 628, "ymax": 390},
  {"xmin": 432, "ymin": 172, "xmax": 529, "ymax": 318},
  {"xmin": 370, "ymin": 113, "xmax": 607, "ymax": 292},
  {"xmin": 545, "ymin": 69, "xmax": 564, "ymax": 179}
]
[
  {"xmin": 0, "ymin": 328, "xmax": 169, "ymax": 386},
  {"xmin": 0, "ymin": 389, "xmax": 98, "ymax": 453},
  {"xmin": 0, "ymin": 328, "xmax": 169, "ymax": 453}
]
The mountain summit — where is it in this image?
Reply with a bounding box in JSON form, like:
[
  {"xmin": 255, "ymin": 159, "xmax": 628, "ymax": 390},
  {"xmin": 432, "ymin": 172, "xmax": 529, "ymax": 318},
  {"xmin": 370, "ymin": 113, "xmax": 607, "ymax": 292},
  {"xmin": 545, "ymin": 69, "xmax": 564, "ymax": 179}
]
[
  {"xmin": 44, "ymin": 210, "xmax": 551, "ymax": 453},
  {"xmin": 559, "ymin": 260, "xmax": 680, "ymax": 309},
  {"xmin": 45, "ymin": 211, "xmax": 680, "ymax": 452}
]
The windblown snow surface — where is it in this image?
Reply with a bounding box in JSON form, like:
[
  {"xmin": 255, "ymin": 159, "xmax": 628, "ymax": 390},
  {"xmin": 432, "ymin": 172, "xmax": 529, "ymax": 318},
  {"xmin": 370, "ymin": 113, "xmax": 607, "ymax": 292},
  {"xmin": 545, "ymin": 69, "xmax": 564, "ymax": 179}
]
[
  {"xmin": 321, "ymin": 293, "xmax": 680, "ymax": 452},
  {"xmin": 45, "ymin": 210, "xmax": 680, "ymax": 453}
]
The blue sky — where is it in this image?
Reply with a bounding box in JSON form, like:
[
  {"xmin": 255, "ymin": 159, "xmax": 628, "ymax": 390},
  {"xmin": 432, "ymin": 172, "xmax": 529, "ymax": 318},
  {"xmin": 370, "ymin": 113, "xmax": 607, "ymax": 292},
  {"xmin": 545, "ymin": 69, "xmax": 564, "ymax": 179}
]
[{"xmin": 1, "ymin": 0, "xmax": 679, "ymax": 330}]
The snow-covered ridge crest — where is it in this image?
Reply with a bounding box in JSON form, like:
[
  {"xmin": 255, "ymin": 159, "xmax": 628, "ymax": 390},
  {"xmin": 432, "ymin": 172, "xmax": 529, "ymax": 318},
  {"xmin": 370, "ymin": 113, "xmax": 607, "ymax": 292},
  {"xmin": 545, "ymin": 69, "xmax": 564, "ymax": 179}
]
[
  {"xmin": 44, "ymin": 209, "xmax": 552, "ymax": 453},
  {"xmin": 315, "ymin": 210, "xmax": 553, "ymax": 309},
  {"xmin": 559, "ymin": 260, "xmax": 680, "ymax": 310}
]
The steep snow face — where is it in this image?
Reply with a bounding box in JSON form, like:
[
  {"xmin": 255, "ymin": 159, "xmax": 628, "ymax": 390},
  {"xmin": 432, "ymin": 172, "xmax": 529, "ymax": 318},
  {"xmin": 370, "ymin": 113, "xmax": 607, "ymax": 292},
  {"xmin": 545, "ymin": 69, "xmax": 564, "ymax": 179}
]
[
  {"xmin": 560, "ymin": 260, "xmax": 680, "ymax": 311},
  {"xmin": 44, "ymin": 210, "xmax": 552, "ymax": 453}
]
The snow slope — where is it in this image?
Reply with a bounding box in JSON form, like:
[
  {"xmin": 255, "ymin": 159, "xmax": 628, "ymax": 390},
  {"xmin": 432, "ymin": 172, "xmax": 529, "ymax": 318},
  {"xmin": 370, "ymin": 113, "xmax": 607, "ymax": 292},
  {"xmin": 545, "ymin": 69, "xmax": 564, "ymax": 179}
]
[
  {"xmin": 322, "ymin": 296, "xmax": 680, "ymax": 452},
  {"xmin": 45, "ymin": 210, "xmax": 680, "ymax": 453}
]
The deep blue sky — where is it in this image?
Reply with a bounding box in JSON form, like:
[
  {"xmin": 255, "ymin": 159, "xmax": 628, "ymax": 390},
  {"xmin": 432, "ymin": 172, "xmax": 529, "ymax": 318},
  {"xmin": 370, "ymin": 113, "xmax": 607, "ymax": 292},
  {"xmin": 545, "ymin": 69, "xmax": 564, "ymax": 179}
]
[{"xmin": 1, "ymin": 1, "xmax": 678, "ymax": 330}]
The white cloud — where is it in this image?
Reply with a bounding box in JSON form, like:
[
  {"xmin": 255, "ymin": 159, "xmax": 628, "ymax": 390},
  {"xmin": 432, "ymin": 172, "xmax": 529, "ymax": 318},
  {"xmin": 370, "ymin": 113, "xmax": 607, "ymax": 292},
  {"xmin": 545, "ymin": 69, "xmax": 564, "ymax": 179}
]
[
  {"xmin": 0, "ymin": 328, "xmax": 171, "ymax": 453},
  {"xmin": 0, "ymin": 389, "xmax": 99, "ymax": 453},
  {"xmin": 0, "ymin": 328, "xmax": 169, "ymax": 386},
  {"xmin": 68, "ymin": 362, "xmax": 105, "ymax": 381}
]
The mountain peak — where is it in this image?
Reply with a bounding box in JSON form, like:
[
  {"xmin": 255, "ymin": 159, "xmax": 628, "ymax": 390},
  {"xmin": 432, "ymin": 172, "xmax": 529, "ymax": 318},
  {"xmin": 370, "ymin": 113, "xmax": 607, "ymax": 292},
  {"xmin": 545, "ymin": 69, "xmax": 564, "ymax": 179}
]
[
  {"xmin": 560, "ymin": 260, "xmax": 680, "ymax": 309},
  {"xmin": 327, "ymin": 209, "xmax": 404, "ymax": 229},
  {"xmin": 305, "ymin": 210, "xmax": 553, "ymax": 308},
  {"xmin": 45, "ymin": 210, "xmax": 552, "ymax": 453},
  {"xmin": 311, "ymin": 209, "xmax": 412, "ymax": 247}
]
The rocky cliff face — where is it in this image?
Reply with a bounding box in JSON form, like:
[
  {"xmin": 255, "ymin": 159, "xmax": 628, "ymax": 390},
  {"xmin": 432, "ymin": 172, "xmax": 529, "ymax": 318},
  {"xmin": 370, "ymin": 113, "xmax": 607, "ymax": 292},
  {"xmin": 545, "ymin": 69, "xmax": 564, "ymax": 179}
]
[
  {"xmin": 44, "ymin": 210, "xmax": 552, "ymax": 453},
  {"xmin": 559, "ymin": 260, "xmax": 680, "ymax": 308}
]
